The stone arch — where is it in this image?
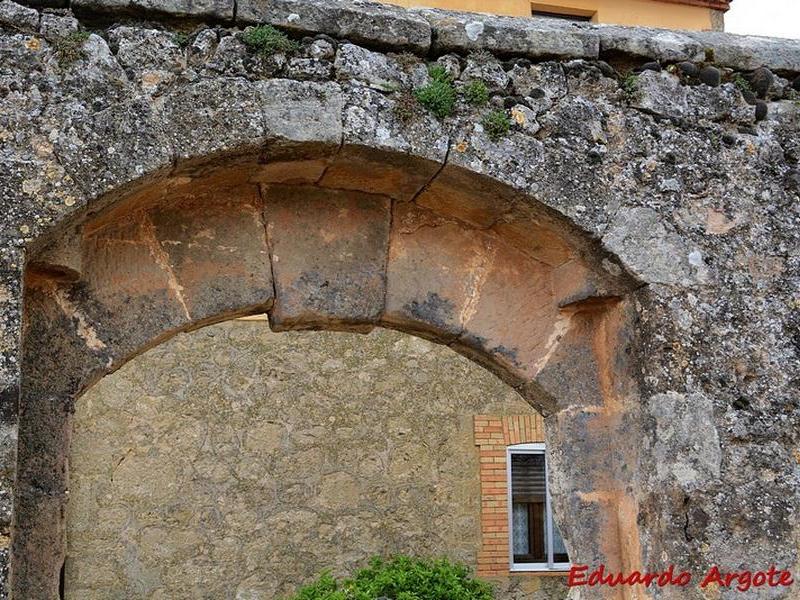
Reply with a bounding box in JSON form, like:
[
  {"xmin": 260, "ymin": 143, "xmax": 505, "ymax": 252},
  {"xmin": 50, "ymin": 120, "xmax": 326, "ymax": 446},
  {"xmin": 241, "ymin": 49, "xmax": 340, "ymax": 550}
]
[{"xmin": 12, "ymin": 137, "xmax": 642, "ymax": 598}]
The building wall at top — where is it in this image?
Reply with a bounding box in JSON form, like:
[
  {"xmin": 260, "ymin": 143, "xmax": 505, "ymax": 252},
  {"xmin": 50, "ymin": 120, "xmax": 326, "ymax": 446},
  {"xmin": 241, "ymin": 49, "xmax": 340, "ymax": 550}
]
[{"xmin": 382, "ymin": 0, "xmax": 721, "ymax": 30}]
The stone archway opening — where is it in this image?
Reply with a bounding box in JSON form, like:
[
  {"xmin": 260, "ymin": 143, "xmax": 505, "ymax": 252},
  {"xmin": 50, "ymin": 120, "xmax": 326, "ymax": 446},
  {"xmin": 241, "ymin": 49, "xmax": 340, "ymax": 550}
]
[
  {"xmin": 64, "ymin": 320, "xmax": 551, "ymax": 599},
  {"xmin": 13, "ymin": 146, "xmax": 641, "ymax": 599}
]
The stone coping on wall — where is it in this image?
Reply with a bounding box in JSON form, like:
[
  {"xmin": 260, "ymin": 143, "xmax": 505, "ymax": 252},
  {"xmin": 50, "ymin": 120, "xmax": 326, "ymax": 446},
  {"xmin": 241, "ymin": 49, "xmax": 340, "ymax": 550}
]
[{"xmin": 5, "ymin": 0, "xmax": 800, "ymax": 73}]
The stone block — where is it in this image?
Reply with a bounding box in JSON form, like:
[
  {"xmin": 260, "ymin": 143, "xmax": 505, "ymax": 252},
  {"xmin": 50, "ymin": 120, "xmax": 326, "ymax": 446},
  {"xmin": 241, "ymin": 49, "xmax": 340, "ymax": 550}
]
[
  {"xmin": 334, "ymin": 43, "xmax": 427, "ymax": 91},
  {"xmin": 73, "ymin": 0, "xmax": 234, "ymax": 20},
  {"xmin": 264, "ymin": 184, "xmax": 391, "ymax": 331},
  {"xmin": 237, "ymin": 0, "xmax": 431, "ymax": 54},
  {"xmin": 447, "ymin": 125, "xmax": 545, "ymax": 197},
  {"xmin": 256, "ymin": 78, "xmax": 344, "ymax": 153},
  {"xmin": 415, "ymin": 164, "xmax": 517, "ymax": 229},
  {"xmin": 491, "ymin": 220, "xmax": 573, "ymax": 268},
  {"xmin": 450, "ymin": 237, "xmax": 558, "ymax": 386},
  {"xmin": 9, "ymin": 488, "xmax": 66, "ymax": 600},
  {"xmin": 383, "ymin": 203, "xmax": 486, "ymax": 341},
  {"xmin": 320, "ymin": 86, "xmax": 448, "ymax": 201},
  {"xmin": 419, "ymin": 9, "xmax": 599, "ymax": 60},
  {"xmin": 597, "ymin": 25, "xmax": 703, "ymax": 63},
  {"xmin": 160, "ymin": 77, "xmax": 264, "ymax": 164},
  {"xmin": 531, "ymin": 307, "xmax": 603, "ymax": 410},
  {"xmin": 630, "ymin": 70, "xmax": 688, "ymax": 120},
  {"xmin": 38, "ymin": 12, "xmax": 78, "ymax": 40},
  {"xmin": 55, "ymin": 97, "xmax": 173, "ymax": 201},
  {"xmin": 77, "ymin": 216, "xmax": 195, "ymax": 361},
  {"xmin": 602, "ymin": 206, "xmax": 707, "ymax": 286},
  {"xmin": 148, "ymin": 187, "xmax": 274, "ymax": 324},
  {"xmin": 0, "ymin": 0, "xmax": 39, "ymax": 33},
  {"xmin": 688, "ymin": 30, "xmax": 800, "ymax": 72},
  {"xmin": 107, "ymin": 26, "xmax": 184, "ymax": 83}
]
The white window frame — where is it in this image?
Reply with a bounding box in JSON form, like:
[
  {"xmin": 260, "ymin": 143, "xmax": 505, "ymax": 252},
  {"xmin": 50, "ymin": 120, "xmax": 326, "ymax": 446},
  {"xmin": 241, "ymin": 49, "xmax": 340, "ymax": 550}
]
[{"xmin": 506, "ymin": 443, "xmax": 571, "ymax": 572}]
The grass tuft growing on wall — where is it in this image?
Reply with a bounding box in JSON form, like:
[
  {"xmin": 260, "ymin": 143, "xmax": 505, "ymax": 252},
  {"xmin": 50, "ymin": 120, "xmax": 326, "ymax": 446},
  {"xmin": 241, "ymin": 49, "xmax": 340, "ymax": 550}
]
[
  {"xmin": 414, "ymin": 65, "xmax": 457, "ymax": 119},
  {"xmin": 56, "ymin": 31, "xmax": 90, "ymax": 65},
  {"xmin": 481, "ymin": 109, "xmax": 511, "ymax": 141},
  {"xmin": 463, "ymin": 80, "xmax": 489, "ymax": 106},
  {"xmin": 242, "ymin": 24, "xmax": 299, "ymax": 55}
]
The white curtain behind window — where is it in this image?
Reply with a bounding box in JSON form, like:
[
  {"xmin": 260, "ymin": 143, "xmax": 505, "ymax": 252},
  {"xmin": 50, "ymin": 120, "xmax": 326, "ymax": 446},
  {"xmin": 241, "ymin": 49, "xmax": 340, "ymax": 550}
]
[{"xmin": 512, "ymin": 503, "xmax": 529, "ymax": 555}]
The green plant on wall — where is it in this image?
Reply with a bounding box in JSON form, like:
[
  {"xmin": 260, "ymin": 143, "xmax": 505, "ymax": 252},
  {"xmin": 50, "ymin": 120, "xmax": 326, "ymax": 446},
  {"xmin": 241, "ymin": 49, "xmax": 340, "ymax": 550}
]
[
  {"xmin": 463, "ymin": 80, "xmax": 489, "ymax": 106},
  {"xmin": 56, "ymin": 30, "xmax": 90, "ymax": 65},
  {"xmin": 481, "ymin": 110, "xmax": 511, "ymax": 142},
  {"xmin": 415, "ymin": 65, "xmax": 457, "ymax": 119},
  {"xmin": 621, "ymin": 73, "xmax": 639, "ymax": 97},
  {"xmin": 288, "ymin": 556, "xmax": 494, "ymax": 600},
  {"xmin": 242, "ymin": 24, "xmax": 299, "ymax": 55},
  {"xmin": 732, "ymin": 73, "xmax": 751, "ymax": 92},
  {"xmin": 172, "ymin": 31, "xmax": 191, "ymax": 48}
]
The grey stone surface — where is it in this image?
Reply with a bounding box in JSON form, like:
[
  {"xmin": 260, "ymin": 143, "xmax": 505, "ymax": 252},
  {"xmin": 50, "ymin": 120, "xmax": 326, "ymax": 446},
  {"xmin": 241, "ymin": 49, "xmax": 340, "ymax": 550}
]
[
  {"xmin": 0, "ymin": 1, "xmax": 798, "ymax": 598},
  {"xmin": 72, "ymin": 0, "xmax": 233, "ymax": 19},
  {"xmin": 0, "ymin": 0, "xmax": 38, "ymax": 32},
  {"xmin": 237, "ymin": 0, "xmax": 431, "ymax": 54},
  {"xmin": 460, "ymin": 54, "xmax": 509, "ymax": 90},
  {"xmin": 602, "ymin": 207, "xmax": 708, "ymax": 286},
  {"xmin": 54, "ymin": 97, "xmax": 174, "ymax": 199},
  {"xmin": 38, "ymin": 12, "xmax": 78, "ymax": 40},
  {"xmin": 647, "ymin": 392, "xmax": 721, "ymax": 491},
  {"xmin": 334, "ymin": 43, "xmax": 427, "ymax": 91},
  {"xmin": 160, "ymin": 77, "xmax": 265, "ymax": 161},
  {"xmin": 257, "ymin": 78, "xmax": 343, "ymax": 147},
  {"xmin": 107, "ymin": 26, "xmax": 184, "ymax": 86},
  {"xmin": 419, "ymin": 8, "xmax": 599, "ymax": 60},
  {"xmin": 204, "ymin": 33, "xmax": 286, "ymax": 79},
  {"xmin": 508, "ymin": 61, "xmax": 567, "ymax": 116},
  {"xmin": 688, "ymin": 29, "xmax": 800, "ymax": 72},
  {"xmin": 597, "ymin": 25, "xmax": 702, "ymax": 63},
  {"xmin": 630, "ymin": 70, "xmax": 688, "ymax": 119}
]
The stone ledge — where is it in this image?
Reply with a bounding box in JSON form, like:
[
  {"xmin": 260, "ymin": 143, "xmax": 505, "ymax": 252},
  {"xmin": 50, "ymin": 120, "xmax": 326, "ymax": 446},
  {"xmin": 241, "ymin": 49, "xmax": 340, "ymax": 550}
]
[
  {"xmin": 415, "ymin": 7, "xmax": 600, "ymax": 60},
  {"xmin": 238, "ymin": 0, "xmax": 431, "ymax": 54},
  {"xmin": 72, "ymin": 0, "xmax": 234, "ymax": 20},
  {"xmin": 5, "ymin": 0, "xmax": 800, "ymax": 73}
]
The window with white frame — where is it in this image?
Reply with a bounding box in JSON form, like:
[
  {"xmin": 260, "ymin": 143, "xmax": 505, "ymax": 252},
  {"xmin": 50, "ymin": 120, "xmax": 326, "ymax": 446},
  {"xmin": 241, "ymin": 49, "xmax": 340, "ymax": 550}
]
[{"xmin": 507, "ymin": 443, "xmax": 570, "ymax": 571}]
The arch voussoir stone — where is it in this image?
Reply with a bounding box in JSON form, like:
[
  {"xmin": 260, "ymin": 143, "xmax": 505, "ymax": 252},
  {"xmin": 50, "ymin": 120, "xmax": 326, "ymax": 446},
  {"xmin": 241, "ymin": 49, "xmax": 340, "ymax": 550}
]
[{"xmin": 263, "ymin": 184, "xmax": 391, "ymax": 332}]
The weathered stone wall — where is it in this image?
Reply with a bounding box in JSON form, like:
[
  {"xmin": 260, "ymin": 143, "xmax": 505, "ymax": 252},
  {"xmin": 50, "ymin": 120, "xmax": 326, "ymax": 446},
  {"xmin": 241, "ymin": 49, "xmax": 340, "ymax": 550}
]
[
  {"xmin": 0, "ymin": 0, "xmax": 798, "ymax": 598},
  {"xmin": 66, "ymin": 319, "xmax": 566, "ymax": 600}
]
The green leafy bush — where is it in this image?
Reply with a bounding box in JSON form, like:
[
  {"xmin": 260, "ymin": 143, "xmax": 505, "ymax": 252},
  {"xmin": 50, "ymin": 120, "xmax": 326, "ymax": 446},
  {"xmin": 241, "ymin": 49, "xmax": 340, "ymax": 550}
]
[
  {"xmin": 415, "ymin": 66, "xmax": 457, "ymax": 119},
  {"xmin": 463, "ymin": 80, "xmax": 489, "ymax": 106},
  {"xmin": 287, "ymin": 556, "xmax": 494, "ymax": 600},
  {"xmin": 242, "ymin": 25, "xmax": 299, "ymax": 55},
  {"xmin": 481, "ymin": 110, "xmax": 511, "ymax": 142}
]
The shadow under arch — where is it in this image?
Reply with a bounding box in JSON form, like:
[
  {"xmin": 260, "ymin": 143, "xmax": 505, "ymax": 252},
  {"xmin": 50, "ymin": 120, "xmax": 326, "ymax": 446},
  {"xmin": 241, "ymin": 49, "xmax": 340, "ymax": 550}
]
[{"xmin": 13, "ymin": 145, "xmax": 643, "ymax": 599}]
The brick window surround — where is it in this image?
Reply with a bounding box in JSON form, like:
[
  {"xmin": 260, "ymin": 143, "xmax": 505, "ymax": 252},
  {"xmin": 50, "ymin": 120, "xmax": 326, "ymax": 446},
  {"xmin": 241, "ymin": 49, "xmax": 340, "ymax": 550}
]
[{"xmin": 474, "ymin": 414, "xmax": 553, "ymax": 577}]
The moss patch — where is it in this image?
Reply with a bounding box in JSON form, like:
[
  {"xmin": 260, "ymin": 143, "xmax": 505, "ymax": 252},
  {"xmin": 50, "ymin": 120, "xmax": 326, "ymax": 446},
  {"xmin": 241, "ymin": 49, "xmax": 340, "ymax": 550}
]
[
  {"xmin": 55, "ymin": 31, "xmax": 90, "ymax": 65},
  {"xmin": 621, "ymin": 73, "xmax": 639, "ymax": 98}
]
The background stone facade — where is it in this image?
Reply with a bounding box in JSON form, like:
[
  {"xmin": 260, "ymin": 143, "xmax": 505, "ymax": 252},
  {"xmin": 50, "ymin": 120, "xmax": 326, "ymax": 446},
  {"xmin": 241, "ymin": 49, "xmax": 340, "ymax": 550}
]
[{"xmin": 66, "ymin": 318, "xmax": 567, "ymax": 600}]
